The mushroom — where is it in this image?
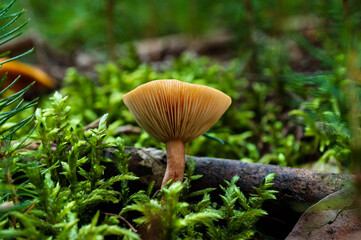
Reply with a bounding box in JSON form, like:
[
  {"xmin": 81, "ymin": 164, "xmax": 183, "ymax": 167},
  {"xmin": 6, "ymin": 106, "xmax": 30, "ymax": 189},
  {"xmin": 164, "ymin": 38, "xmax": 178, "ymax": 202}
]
[
  {"xmin": 123, "ymin": 79, "xmax": 231, "ymax": 187},
  {"xmin": 0, "ymin": 58, "xmax": 56, "ymax": 93}
]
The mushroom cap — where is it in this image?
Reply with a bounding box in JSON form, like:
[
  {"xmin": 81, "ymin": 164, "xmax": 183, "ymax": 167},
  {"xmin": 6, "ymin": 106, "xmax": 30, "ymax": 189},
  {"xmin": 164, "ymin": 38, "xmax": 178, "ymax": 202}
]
[
  {"xmin": 123, "ymin": 79, "xmax": 231, "ymax": 143},
  {"xmin": 0, "ymin": 58, "xmax": 56, "ymax": 92}
]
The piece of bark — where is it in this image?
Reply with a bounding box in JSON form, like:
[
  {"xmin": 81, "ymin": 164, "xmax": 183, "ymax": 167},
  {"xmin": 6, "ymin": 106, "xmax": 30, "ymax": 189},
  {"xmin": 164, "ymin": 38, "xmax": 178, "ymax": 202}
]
[{"xmin": 286, "ymin": 188, "xmax": 361, "ymax": 240}]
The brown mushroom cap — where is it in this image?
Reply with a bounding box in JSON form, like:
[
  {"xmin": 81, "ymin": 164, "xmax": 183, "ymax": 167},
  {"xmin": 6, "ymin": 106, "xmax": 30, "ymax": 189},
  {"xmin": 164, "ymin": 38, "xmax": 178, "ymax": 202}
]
[
  {"xmin": 123, "ymin": 79, "xmax": 231, "ymax": 143},
  {"xmin": 0, "ymin": 58, "xmax": 56, "ymax": 92}
]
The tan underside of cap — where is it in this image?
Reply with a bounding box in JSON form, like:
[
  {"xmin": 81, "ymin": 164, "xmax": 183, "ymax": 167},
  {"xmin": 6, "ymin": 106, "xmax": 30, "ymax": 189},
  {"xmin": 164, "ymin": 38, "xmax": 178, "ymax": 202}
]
[{"xmin": 123, "ymin": 79, "xmax": 232, "ymax": 143}]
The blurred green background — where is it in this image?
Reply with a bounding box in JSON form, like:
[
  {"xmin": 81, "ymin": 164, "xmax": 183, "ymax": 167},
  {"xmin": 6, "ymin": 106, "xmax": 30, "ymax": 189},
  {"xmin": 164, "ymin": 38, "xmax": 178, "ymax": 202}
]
[{"xmin": 18, "ymin": 0, "xmax": 333, "ymax": 54}]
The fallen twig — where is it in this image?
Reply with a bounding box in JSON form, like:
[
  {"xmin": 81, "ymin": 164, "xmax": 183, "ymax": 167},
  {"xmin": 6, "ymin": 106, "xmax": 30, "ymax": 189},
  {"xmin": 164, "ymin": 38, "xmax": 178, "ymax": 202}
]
[
  {"xmin": 24, "ymin": 203, "xmax": 35, "ymax": 215},
  {"xmin": 103, "ymin": 212, "xmax": 137, "ymax": 232}
]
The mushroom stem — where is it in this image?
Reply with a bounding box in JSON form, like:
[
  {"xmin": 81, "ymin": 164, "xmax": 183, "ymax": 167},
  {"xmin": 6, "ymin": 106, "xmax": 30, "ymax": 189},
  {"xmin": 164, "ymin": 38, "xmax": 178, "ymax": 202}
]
[{"xmin": 162, "ymin": 139, "xmax": 185, "ymax": 187}]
